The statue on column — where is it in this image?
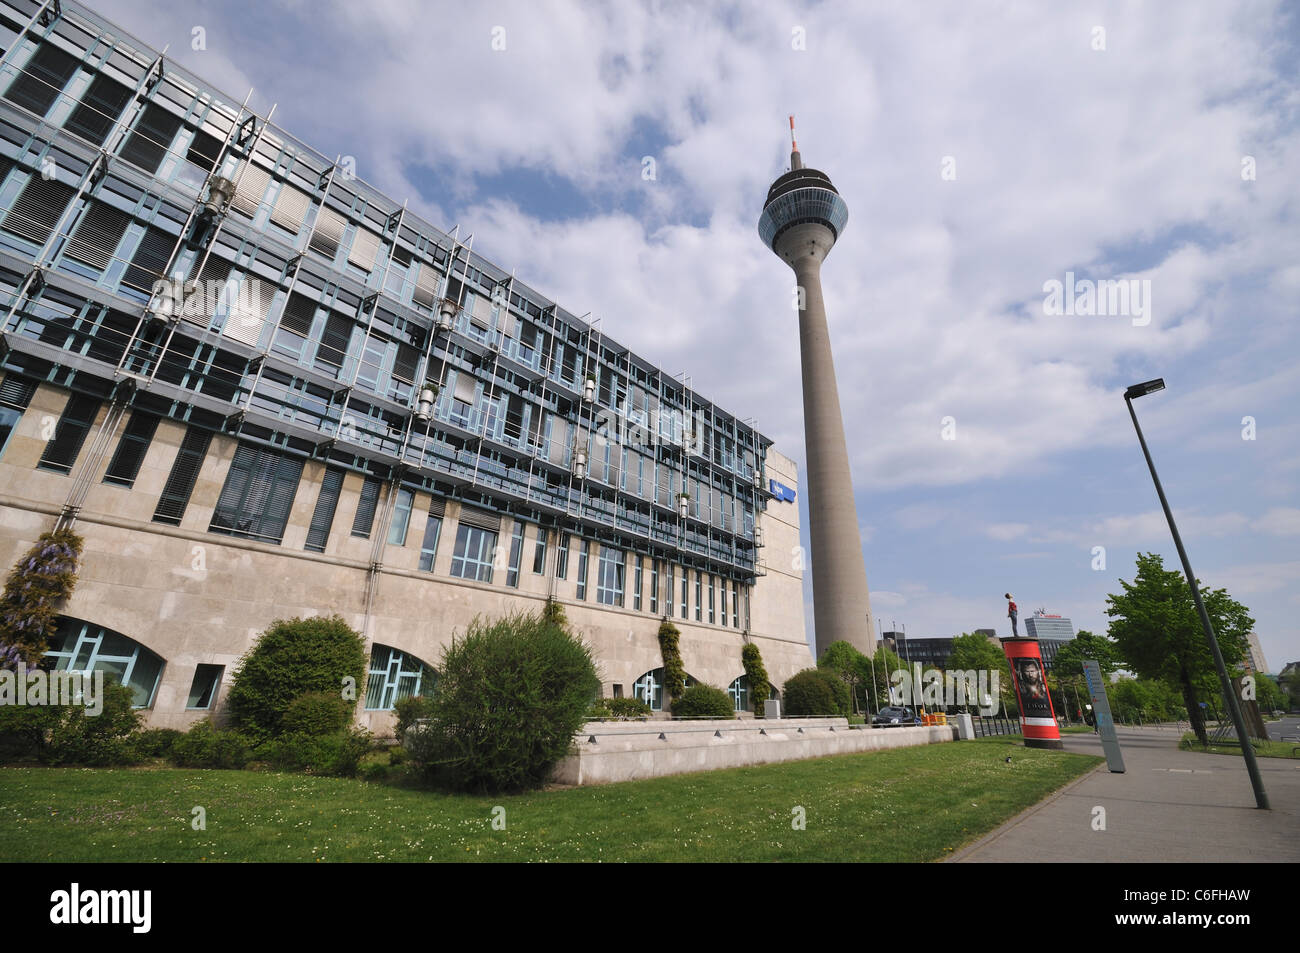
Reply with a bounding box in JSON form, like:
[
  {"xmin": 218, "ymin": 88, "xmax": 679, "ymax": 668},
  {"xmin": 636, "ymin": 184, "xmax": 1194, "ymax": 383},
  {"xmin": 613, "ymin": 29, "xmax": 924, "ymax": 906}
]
[{"xmin": 1005, "ymin": 593, "xmax": 1019, "ymax": 637}]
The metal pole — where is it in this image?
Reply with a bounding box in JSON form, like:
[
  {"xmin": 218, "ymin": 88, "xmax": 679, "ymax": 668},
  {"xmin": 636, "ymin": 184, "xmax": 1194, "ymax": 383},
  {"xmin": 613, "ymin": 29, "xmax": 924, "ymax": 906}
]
[{"xmin": 1125, "ymin": 396, "xmax": 1268, "ymax": 810}]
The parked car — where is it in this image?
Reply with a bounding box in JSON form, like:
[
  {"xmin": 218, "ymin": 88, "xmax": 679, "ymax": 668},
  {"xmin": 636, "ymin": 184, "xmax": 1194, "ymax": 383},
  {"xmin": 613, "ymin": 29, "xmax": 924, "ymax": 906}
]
[{"xmin": 872, "ymin": 706, "xmax": 922, "ymax": 726}]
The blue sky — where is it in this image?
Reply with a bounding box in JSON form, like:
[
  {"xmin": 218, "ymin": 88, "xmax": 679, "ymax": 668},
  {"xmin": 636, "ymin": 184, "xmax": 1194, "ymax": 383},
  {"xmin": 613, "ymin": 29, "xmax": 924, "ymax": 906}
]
[{"xmin": 97, "ymin": 0, "xmax": 1300, "ymax": 672}]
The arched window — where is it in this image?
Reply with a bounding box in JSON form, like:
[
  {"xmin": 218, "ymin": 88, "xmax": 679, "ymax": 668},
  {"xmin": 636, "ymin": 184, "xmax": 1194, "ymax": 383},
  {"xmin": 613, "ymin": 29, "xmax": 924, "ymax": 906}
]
[
  {"xmin": 364, "ymin": 644, "xmax": 437, "ymax": 710},
  {"xmin": 43, "ymin": 618, "xmax": 165, "ymax": 708},
  {"xmin": 633, "ymin": 667, "xmax": 696, "ymax": 712},
  {"xmin": 729, "ymin": 675, "xmax": 750, "ymax": 712}
]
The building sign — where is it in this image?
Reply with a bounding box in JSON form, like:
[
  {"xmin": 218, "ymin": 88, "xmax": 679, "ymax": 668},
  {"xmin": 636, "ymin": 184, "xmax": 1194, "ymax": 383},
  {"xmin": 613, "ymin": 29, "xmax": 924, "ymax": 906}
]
[{"xmin": 769, "ymin": 479, "xmax": 796, "ymax": 502}]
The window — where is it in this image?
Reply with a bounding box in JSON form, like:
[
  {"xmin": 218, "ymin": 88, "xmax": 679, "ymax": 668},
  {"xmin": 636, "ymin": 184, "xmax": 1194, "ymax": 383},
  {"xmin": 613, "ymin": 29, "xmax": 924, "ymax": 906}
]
[
  {"xmin": 305, "ymin": 467, "xmax": 344, "ymax": 553},
  {"xmin": 3, "ymin": 175, "xmax": 75, "ymax": 248},
  {"xmin": 418, "ymin": 511, "xmax": 443, "ymax": 572},
  {"xmin": 532, "ymin": 528, "xmax": 547, "ymax": 574},
  {"xmin": 103, "ymin": 411, "xmax": 159, "ymax": 487},
  {"xmin": 708, "ymin": 575, "xmax": 715, "ymax": 624},
  {"xmin": 680, "ymin": 567, "xmax": 688, "ymax": 619},
  {"xmin": 387, "ymin": 487, "xmax": 414, "ymax": 545},
  {"xmin": 556, "ymin": 532, "xmax": 569, "ymax": 579},
  {"xmin": 64, "ymin": 74, "xmax": 133, "ymax": 147},
  {"xmin": 153, "ymin": 426, "xmax": 212, "ymax": 525},
  {"xmin": 505, "ymin": 522, "xmax": 524, "ymax": 587},
  {"xmin": 575, "ymin": 539, "xmax": 590, "ymax": 600},
  {"xmin": 186, "ymin": 664, "xmax": 224, "ymax": 710},
  {"xmin": 732, "ymin": 585, "xmax": 739, "ymax": 627},
  {"xmin": 44, "ymin": 618, "xmax": 165, "ymax": 708},
  {"xmin": 720, "ymin": 578, "xmax": 728, "ymax": 627},
  {"xmin": 38, "ymin": 394, "xmax": 101, "ymax": 473},
  {"xmin": 64, "ymin": 200, "xmax": 129, "ymax": 277},
  {"xmin": 208, "ymin": 443, "xmax": 304, "ymax": 544},
  {"xmin": 0, "ymin": 375, "xmax": 38, "ymax": 460},
  {"xmin": 694, "ymin": 573, "xmax": 702, "ymax": 621},
  {"xmin": 596, "ymin": 545, "xmax": 624, "ymax": 607},
  {"xmin": 729, "ymin": 675, "xmax": 750, "ymax": 713},
  {"xmin": 351, "ymin": 475, "xmax": 382, "ymax": 538},
  {"xmin": 633, "ymin": 556, "xmax": 643, "ymax": 611},
  {"xmin": 364, "ymin": 644, "xmax": 436, "ymax": 710},
  {"xmin": 118, "ymin": 102, "xmax": 183, "ymax": 175},
  {"xmin": 4, "ymin": 42, "xmax": 79, "ymax": 116},
  {"xmin": 650, "ymin": 559, "xmax": 659, "ymax": 614},
  {"xmin": 450, "ymin": 523, "xmax": 497, "ymax": 582},
  {"xmin": 633, "ymin": 668, "xmax": 663, "ymax": 711}
]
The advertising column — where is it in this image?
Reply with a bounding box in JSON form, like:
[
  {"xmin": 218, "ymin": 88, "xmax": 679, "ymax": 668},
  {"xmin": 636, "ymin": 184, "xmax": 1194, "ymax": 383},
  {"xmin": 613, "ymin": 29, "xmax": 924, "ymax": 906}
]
[{"xmin": 1001, "ymin": 636, "xmax": 1063, "ymax": 750}]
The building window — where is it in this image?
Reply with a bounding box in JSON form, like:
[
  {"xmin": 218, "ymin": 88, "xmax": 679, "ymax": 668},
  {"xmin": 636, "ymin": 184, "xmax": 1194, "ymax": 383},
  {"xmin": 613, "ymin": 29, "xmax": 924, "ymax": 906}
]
[
  {"xmin": 556, "ymin": 533, "xmax": 569, "ymax": 579},
  {"xmin": 729, "ymin": 675, "xmax": 751, "ymax": 712},
  {"xmin": 418, "ymin": 512, "xmax": 443, "ymax": 572},
  {"xmin": 4, "ymin": 42, "xmax": 79, "ymax": 116},
  {"xmin": 351, "ymin": 475, "xmax": 382, "ymax": 538},
  {"xmin": 186, "ymin": 664, "xmax": 224, "ymax": 710},
  {"xmin": 305, "ymin": 467, "xmax": 344, "ymax": 553},
  {"xmin": 680, "ymin": 567, "xmax": 688, "ymax": 619},
  {"xmin": 506, "ymin": 522, "xmax": 525, "ymax": 587},
  {"xmin": 450, "ymin": 523, "xmax": 497, "ymax": 582},
  {"xmin": 208, "ymin": 443, "xmax": 304, "ymax": 545},
  {"xmin": 0, "ymin": 375, "xmax": 38, "ymax": 460},
  {"xmin": 387, "ymin": 487, "xmax": 414, "ymax": 545},
  {"xmin": 708, "ymin": 575, "xmax": 716, "ymax": 624},
  {"xmin": 633, "ymin": 556, "xmax": 643, "ymax": 611},
  {"xmin": 575, "ymin": 539, "xmax": 590, "ymax": 600},
  {"xmin": 153, "ymin": 427, "xmax": 212, "ymax": 525},
  {"xmin": 596, "ymin": 545, "xmax": 624, "ymax": 607},
  {"xmin": 43, "ymin": 618, "xmax": 165, "ymax": 709},
  {"xmin": 532, "ymin": 528, "xmax": 548, "ymax": 574},
  {"xmin": 732, "ymin": 585, "xmax": 739, "ymax": 627},
  {"xmin": 365, "ymin": 644, "xmax": 436, "ymax": 710},
  {"xmin": 666, "ymin": 563, "xmax": 674, "ymax": 616},
  {"xmin": 103, "ymin": 411, "xmax": 159, "ymax": 488},
  {"xmin": 633, "ymin": 668, "xmax": 664, "ymax": 711},
  {"xmin": 694, "ymin": 573, "xmax": 702, "ymax": 621},
  {"xmin": 721, "ymin": 578, "xmax": 729, "ymax": 627},
  {"xmin": 650, "ymin": 559, "xmax": 659, "ymax": 614},
  {"xmin": 38, "ymin": 394, "xmax": 101, "ymax": 473}
]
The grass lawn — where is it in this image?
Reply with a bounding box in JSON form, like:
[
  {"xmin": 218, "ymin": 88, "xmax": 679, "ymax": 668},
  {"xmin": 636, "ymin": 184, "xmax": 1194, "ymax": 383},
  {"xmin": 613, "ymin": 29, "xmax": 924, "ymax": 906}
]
[
  {"xmin": 0, "ymin": 735, "xmax": 1100, "ymax": 863},
  {"xmin": 1178, "ymin": 732, "xmax": 1299, "ymax": 760}
]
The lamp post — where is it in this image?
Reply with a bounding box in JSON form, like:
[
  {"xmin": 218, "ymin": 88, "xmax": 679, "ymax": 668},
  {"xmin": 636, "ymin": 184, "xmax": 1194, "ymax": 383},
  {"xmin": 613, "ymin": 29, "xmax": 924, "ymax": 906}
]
[{"xmin": 1124, "ymin": 378, "xmax": 1269, "ymax": 810}]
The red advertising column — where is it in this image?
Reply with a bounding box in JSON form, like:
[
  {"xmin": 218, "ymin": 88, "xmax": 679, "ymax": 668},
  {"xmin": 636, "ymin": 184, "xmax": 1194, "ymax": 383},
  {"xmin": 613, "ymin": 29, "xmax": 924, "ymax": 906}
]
[{"xmin": 1001, "ymin": 637, "xmax": 1063, "ymax": 750}]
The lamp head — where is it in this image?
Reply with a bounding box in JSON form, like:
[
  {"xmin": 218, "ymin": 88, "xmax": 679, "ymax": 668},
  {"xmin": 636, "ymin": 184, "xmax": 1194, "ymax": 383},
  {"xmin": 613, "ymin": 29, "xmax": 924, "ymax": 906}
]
[{"xmin": 1124, "ymin": 378, "xmax": 1166, "ymax": 400}]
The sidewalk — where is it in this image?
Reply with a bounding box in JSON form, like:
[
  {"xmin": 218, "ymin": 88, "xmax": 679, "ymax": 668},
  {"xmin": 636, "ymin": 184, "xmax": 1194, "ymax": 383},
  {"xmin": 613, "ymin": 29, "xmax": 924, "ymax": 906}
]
[{"xmin": 948, "ymin": 726, "xmax": 1300, "ymax": 862}]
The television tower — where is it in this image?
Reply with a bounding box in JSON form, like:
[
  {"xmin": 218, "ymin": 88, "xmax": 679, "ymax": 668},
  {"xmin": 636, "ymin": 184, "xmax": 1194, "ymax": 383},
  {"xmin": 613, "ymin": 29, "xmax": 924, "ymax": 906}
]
[{"xmin": 758, "ymin": 117, "xmax": 875, "ymax": 659}]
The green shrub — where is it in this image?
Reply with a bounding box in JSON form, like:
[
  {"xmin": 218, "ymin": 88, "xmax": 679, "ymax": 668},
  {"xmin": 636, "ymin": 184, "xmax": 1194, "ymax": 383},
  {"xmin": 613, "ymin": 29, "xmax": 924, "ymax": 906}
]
[
  {"xmin": 259, "ymin": 727, "xmax": 372, "ymax": 777},
  {"xmin": 393, "ymin": 694, "xmax": 436, "ymax": 740},
  {"xmin": 783, "ymin": 668, "xmax": 851, "ymax": 716},
  {"xmin": 411, "ymin": 610, "xmax": 599, "ymax": 793},
  {"xmin": 0, "ymin": 681, "xmax": 141, "ymax": 765},
  {"xmin": 226, "ymin": 615, "xmax": 367, "ymax": 743},
  {"xmin": 742, "ymin": 643, "xmax": 771, "ymax": 717},
  {"xmin": 657, "ymin": 620, "xmax": 686, "ymax": 702},
  {"xmin": 671, "ymin": 683, "xmax": 735, "ymax": 719},
  {"xmin": 281, "ymin": 691, "xmax": 354, "ymax": 737},
  {"xmin": 131, "ymin": 727, "xmax": 184, "ymax": 758},
  {"xmin": 169, "ymin": 720, "xmax": 254, "ymax": 769},
  {"xmin": 0, "ymin": 528, "xmax": 83, "ymax": 663},
  {"xmin": 586, "ymin": 696, "xmax": 653, "ymax": 720},
  {"xmin": 387, "ymin": 745, "xmax": 408, "ymax": 766}
]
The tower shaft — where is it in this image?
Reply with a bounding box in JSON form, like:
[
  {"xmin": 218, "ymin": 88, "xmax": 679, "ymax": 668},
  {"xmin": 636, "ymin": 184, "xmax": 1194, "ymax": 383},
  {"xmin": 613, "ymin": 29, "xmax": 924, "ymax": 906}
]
[{"xmin": 791, "ymin": 251, "xmax": 875, "ymax": 659}]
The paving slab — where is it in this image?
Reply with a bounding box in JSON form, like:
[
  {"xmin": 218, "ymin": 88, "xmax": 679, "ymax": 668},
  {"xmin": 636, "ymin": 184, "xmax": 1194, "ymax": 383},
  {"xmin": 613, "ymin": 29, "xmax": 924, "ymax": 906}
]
[{"xmin": 949, "ymin": 726, "xmax": 1300, "ymax": 863}]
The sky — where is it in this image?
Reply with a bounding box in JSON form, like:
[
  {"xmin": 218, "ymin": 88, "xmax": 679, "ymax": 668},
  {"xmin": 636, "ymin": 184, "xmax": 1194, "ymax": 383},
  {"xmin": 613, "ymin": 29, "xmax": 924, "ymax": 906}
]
[{"xmin": 93, "ymin": 0, "xmax": 1300, "ymax": 673}]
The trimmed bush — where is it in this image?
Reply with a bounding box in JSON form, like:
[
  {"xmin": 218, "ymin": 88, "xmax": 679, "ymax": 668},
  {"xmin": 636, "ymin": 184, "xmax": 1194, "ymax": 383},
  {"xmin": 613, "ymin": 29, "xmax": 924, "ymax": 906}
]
[
  {"xmin": 587, "ymin": 696, "xmax": 653, "ymax": 720},
  {"xmin": 393, "ymin": 693, "xmax": 435, "ymax": 740},
  {"xmin": 411, "ymin": 610, "xmax": 599, "ymax": 793},
  {"xmin": 226, "ymin": 615, "xmax": 366, "ymax": 743},
  {"xmin": 281, "ymin": 691, "xmax": 354, "ymax": 737},
  {"xmin": 169, "ymin": 720, "xmax": 254, "ymax": 769},
  {"xmin": 0, "ymin": 528, "xmax": 83, "ymax": 663},
  {"xmin": 657, "ymin": 620, "xmax": 686, "ymax": 702},
  {"xmin": 742, "ymin": 643, "xmax": 771, "ymax": 718},
  {"xmin": 671, "ymin": 683, "xmax": 735, "ymax": 719},
  {"xmin": 132, "ymin": 727, "xmax": 184, "ymax": 759},
  {"xmin": 783, "ymin": 668, "xmax": 851, "ymax": 716},
  {"xmin": 259, "ymin": 727, "xmax": 372, "ymax": 777},
  {"xmin": 0, "ymin": 681, "xmax": 140, "ymax": 765}
]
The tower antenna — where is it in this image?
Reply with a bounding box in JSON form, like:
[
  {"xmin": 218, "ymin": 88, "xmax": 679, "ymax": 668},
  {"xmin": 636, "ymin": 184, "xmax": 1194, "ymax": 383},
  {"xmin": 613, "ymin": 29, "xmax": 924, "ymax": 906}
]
[{"xmin": 788, "ymin": 115, "xmax": 802, "ymax": 170}]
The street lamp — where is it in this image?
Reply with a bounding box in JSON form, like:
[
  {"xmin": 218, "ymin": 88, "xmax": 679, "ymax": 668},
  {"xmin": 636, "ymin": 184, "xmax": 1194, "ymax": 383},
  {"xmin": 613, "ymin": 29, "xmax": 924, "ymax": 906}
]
[{"xmin": 1124, "ymin": 378, "xmax": 1269, "ymax": 810}]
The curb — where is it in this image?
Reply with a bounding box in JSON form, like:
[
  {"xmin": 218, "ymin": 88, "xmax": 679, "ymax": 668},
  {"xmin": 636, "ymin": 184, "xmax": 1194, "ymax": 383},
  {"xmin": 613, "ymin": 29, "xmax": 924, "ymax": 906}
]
[{"xmin": 943, "ymin": 758, "xmax": 1107, "ymax": 863}]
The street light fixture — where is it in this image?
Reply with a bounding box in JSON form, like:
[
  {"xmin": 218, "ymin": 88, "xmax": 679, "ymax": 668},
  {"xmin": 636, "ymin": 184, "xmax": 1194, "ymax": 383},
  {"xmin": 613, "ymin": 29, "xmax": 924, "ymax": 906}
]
[{"xmin": 1124, "ymin": 378, "xmax": 1269, "ymax": 810}]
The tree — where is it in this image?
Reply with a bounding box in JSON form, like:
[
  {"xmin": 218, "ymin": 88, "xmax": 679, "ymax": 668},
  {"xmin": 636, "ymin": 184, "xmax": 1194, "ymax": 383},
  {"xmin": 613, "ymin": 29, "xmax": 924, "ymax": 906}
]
[
  {"xmin": 1051, "ymin": 630, "xmax": 1121, "ymax": 723},
  {"xmin": 783, "ymin": 668, "xmax": 850, "ymax": 716},
  {"xmin": 818, "ymin": 640, "xmax": 867, "ymax": 714},
  {"xmin": 946, "ymin": 632, "xmax": 1015, "ymax": 715},
  {"xmin": 861, "ymin": 645, "xmax": 904, "ymax": 713},
  {"xmin": 1105, "ymin": 553, "xmax": 1252, "ymax": 745}
]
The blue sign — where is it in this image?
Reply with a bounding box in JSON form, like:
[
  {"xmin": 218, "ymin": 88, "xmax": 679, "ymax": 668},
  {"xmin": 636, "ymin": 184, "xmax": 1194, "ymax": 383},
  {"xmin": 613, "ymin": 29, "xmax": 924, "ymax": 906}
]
[{"xmin": 769, "ymin": 479, "xmax": 796, "ymax": 502}]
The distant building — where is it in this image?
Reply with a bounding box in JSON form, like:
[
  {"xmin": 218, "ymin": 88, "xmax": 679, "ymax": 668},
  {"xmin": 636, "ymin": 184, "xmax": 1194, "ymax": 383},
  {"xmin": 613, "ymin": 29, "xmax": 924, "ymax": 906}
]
[
  {"xmin": 1243, "ymin": 632, "xmax": 1269, "ymax": 676},
  {"xmin": 1024, "ymin": 610, "xmax": 1074, "ymax": 670}
]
